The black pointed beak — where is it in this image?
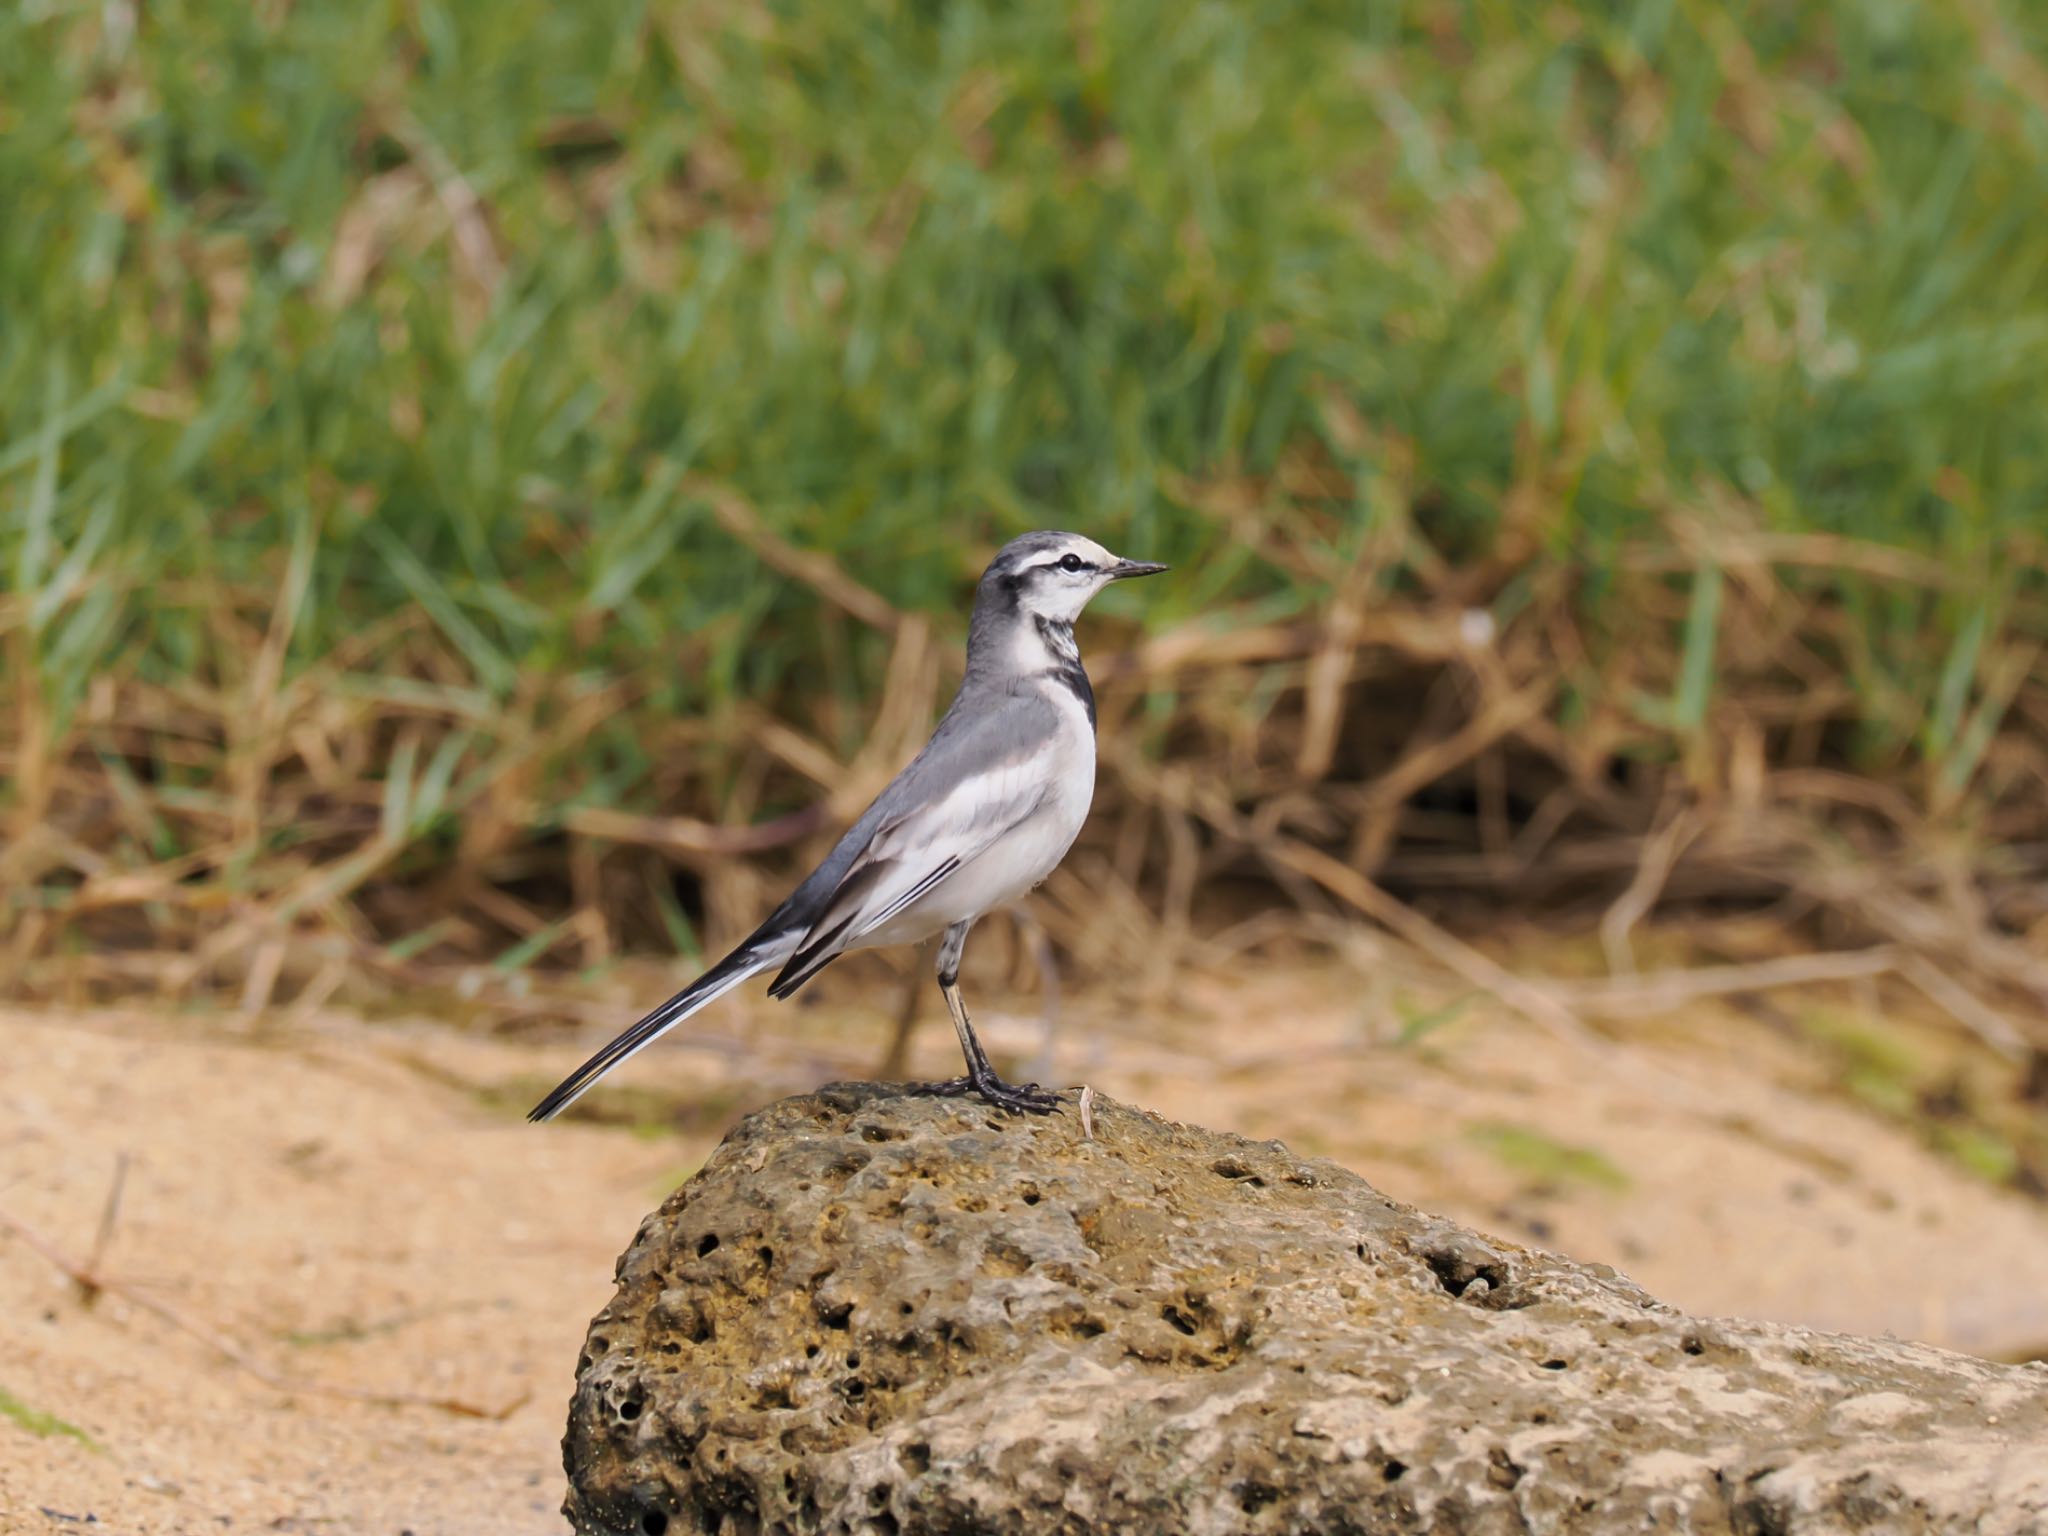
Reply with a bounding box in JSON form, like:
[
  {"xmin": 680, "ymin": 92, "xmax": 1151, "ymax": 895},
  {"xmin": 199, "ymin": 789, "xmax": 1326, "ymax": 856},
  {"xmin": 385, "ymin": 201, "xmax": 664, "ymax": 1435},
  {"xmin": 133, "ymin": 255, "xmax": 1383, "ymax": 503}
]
[{"xmin": 1109, "ymin": 558, "xmax": 1169, "ymax": 580}]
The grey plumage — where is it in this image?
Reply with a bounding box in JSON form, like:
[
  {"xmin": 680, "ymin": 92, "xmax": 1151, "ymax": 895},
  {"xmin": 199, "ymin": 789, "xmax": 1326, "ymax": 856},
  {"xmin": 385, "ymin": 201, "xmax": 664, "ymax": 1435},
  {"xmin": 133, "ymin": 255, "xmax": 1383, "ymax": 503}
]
[{"xmin": 529, "ymin": 530, "xmax": 1165, "ymax": 1122}]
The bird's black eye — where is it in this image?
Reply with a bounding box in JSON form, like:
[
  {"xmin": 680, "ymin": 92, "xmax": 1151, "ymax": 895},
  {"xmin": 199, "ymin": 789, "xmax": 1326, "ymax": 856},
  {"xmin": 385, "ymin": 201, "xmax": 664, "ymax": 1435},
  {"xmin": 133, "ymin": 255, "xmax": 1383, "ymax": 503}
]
[{"xmin": 1057, "ymin": 553, "xmax": 1086, "ymax": 573}]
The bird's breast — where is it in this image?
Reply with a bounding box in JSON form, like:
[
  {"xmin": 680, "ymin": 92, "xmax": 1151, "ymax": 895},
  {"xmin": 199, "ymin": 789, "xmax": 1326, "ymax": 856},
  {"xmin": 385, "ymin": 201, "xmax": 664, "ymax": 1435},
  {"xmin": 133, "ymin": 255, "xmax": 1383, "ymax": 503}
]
[
  {"xmin": 1031, "ymin": 683, "xmax": 1097, "ymax": 862},
  {"xmin": 994, "ymin": 676, "xmax": 1097, "ymax": 863}
]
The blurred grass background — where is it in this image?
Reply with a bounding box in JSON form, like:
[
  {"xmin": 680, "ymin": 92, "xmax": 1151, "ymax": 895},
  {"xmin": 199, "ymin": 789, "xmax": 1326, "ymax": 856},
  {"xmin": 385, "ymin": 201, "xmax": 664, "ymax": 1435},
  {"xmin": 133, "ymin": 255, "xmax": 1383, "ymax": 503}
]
[{"xmin": 3, "ymin": 0, "xmax": 2047, "ymax": 1054}]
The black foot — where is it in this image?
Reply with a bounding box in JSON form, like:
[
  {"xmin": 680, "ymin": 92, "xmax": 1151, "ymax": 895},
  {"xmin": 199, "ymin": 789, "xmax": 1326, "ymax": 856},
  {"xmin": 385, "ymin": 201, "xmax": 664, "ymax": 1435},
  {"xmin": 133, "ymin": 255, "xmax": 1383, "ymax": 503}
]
[{"xmin": 918, "ymin": 1070, "xmax": 1063, "ymax": 1116}]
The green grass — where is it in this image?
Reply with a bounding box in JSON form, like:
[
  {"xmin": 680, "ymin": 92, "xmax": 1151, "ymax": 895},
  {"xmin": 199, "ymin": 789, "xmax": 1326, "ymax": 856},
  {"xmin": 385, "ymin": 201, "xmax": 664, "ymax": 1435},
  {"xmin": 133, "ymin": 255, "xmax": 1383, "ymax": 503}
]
[
  {"xmin": 1466, "ymin": 1120, "xmax": 1632, "ymax": 1194},
  {"xmin": 1799, "ymin": 1008, "xmax": 2043, "ymax": 1190},
  {"xmin": 0, "ymin": 1384, "xmax": 98, "ymax": 1448},
  {"xmin": 3, "ymin": 0, "xmax": 2046, "ymax": 980}
]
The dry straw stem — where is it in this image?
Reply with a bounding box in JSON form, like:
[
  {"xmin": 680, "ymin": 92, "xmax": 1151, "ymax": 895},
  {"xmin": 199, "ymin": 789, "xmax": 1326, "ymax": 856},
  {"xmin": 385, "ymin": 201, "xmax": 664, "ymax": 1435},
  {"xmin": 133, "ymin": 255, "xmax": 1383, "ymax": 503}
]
[
  {"xmin": 700, "ymin": 481, "xmax": 907, "ymax": 637},
  {"xmin": 1097, "ymin": 735, "xmax": 1590, "ymax": 1048}
]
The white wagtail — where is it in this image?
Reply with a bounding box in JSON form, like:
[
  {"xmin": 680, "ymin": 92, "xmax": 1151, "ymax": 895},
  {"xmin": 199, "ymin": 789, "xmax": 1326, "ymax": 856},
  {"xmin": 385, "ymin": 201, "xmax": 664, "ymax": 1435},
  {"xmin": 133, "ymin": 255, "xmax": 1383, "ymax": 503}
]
[{"xmin": 529, "ymin": 531, "xmax": 1167, "ymax": 1121}]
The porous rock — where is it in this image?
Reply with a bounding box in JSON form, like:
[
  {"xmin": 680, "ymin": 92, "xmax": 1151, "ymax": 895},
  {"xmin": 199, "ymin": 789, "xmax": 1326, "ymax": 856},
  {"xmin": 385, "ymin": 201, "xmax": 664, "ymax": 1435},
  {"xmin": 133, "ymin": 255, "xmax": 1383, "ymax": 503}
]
[{"xmin": 563, "ymin": 1083, "xmax": 2048, "ymax": 1535}]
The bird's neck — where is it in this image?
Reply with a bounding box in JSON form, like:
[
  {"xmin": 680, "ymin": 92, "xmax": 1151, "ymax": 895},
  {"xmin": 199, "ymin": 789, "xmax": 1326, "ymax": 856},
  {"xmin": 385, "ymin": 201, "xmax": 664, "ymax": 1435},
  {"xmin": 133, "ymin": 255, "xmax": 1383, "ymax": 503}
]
[
  {"xmin": 964, "ymin": 603, "xmax": 1096, "ymax": 731},
  {"xmin": 1018, "ymin": 614, "xmax": 1095, "ymax": 731},
  {"xmin": 1030, "ymin": 614, "xmax": 1079, "ymax": 669}
]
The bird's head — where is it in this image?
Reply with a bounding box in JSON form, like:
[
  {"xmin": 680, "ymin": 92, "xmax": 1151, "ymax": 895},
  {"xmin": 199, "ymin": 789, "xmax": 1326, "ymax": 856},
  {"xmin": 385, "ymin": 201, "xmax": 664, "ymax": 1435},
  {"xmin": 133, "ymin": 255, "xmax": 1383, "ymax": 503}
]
[{"xmin": 978, "ymin": 531, "xmax": 1169, "ymax": 626}]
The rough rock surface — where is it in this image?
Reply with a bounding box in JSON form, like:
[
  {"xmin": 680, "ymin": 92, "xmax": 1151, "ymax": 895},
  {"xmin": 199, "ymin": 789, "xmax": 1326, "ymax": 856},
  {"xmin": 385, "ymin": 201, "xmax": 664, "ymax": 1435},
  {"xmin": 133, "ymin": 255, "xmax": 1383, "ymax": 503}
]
[{"xmin": 563, "ymin": 1084, "xmax": 2048, "ymax": 1535}]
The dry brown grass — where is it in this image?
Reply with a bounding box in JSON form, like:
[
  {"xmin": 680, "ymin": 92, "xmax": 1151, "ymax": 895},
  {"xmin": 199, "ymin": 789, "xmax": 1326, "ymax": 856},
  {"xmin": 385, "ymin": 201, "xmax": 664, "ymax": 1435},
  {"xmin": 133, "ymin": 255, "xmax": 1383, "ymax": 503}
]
[{"xmin": 7, "ymin": 495, "xmax": 2046, "ymax": 1093}]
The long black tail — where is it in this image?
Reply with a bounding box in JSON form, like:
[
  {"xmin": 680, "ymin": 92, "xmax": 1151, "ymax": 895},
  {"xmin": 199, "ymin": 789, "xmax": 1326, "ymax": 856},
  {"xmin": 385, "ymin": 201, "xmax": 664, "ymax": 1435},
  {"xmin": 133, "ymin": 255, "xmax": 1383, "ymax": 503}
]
[{"xmin": 527, "ymin": 946, "xmax": 769, "ymax": 1122}]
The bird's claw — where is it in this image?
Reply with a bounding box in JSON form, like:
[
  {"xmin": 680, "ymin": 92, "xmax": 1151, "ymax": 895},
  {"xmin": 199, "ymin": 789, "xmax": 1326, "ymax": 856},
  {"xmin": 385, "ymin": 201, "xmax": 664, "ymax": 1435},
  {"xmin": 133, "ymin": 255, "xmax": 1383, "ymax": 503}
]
[{"xmin": 918, "ymin": 1073, "xmax": 1063, "ymax": 1116}]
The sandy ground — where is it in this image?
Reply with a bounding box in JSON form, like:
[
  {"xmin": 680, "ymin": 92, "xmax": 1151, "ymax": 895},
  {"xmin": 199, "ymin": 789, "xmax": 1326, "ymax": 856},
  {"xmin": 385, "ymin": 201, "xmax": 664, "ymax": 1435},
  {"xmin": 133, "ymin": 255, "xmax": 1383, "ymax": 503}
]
[{"xmin": 4, "ymin": 966, "xmax": 2046, "ymax": 1534}]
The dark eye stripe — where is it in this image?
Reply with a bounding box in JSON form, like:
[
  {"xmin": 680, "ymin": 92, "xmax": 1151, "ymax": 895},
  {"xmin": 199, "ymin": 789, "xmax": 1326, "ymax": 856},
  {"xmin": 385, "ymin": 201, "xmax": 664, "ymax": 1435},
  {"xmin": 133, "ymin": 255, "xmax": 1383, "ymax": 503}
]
[{"xmin": 1036, "ymin": 555, "xmax": 1092, "ymax": 573}]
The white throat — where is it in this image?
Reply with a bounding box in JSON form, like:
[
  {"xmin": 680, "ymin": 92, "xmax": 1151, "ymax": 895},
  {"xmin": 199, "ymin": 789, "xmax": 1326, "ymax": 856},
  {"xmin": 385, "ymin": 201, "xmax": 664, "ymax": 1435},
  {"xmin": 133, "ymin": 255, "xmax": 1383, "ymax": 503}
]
[{"xmin": 1004, "ymin": 613, "xmax": 1076, "ymax": 676}]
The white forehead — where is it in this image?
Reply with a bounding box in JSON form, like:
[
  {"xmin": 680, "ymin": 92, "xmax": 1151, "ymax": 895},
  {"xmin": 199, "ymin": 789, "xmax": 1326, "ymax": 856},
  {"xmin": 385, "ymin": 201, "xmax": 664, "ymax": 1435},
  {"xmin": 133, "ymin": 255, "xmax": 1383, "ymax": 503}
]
[{"xmin": 1051, "ymin": 535, "xmax": 1115, "ymax": 568}]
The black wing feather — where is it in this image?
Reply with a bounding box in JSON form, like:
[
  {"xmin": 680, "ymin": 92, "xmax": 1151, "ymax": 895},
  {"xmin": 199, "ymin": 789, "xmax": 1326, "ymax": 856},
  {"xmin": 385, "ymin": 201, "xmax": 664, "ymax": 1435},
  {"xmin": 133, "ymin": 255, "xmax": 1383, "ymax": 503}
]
[{"xmin": 765, "ymin": 855, "xmax": 961, "ymax": 1000}]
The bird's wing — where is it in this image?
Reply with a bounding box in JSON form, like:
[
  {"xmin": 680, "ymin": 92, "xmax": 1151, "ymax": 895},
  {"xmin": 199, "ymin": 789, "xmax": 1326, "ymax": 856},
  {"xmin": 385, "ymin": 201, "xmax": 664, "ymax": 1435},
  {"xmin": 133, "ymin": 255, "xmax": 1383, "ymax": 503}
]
[{"xmin": 765, "ymin": 698, "xmax": 1063, "ymax": 997}]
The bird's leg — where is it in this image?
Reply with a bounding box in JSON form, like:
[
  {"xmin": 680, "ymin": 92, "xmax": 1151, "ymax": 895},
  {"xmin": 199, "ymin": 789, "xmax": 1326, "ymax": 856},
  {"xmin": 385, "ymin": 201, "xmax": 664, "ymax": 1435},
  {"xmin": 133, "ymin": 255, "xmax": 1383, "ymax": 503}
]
[{"xmin": 918, "ymin": 920, "xmax": 1061, "ymax": 1115}]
